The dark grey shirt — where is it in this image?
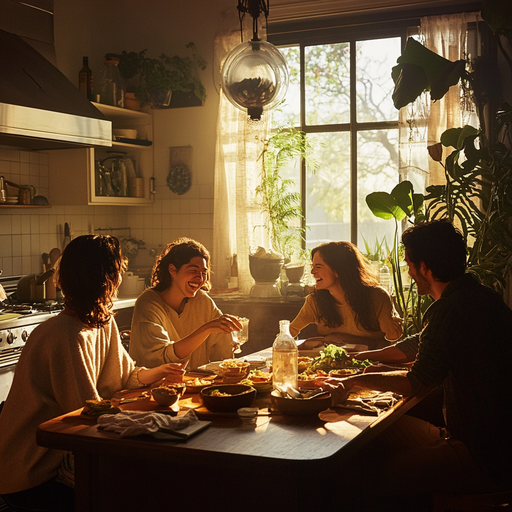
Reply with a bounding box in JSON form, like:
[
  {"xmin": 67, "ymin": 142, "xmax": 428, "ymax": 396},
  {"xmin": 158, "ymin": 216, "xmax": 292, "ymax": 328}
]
[{"xmin": 395, "ymin": 273, "xmax": 512, "ymax": 479}]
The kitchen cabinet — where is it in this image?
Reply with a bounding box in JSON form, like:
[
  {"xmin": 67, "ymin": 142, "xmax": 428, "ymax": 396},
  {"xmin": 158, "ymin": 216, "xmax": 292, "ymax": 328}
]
[{"xmin": 48, "ymin": 103, "xmax": 154, "ymax": 206}]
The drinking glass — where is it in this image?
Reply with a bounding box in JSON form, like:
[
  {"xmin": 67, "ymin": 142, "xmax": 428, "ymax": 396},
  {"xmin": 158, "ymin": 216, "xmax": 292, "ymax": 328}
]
[{"xmin": 231, "ymin": 317, "xmax": 249, "ymax": 354}]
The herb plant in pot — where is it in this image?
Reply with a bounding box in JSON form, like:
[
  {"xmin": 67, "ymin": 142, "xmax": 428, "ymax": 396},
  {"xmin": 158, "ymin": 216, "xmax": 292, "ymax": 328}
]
[{"xmin": 250, "ymin": 126, "xmax": 317, "ymax": 295}]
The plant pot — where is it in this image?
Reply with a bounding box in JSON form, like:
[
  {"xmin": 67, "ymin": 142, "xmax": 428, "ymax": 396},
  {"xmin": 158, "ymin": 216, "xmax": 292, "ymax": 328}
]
[
  {"xmin": 124, "ymin": 92, "xmax": 141, "ymax": 111},
  {"xmin": 249, "ymin": 255, "xmax": 283, "ymax": 283},
  {"xmin": 149, "ymin": 88, "xmax": 172, "ymax": 108},
  {"xmin": 285, "ymin": 264, "xmax": 304, "ymax": 283}
]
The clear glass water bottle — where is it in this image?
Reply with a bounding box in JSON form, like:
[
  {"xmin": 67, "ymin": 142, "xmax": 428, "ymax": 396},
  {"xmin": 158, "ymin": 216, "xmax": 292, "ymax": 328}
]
[
  {"xmin": 100, "ymin": 55, "xmax": 124, "ymax": 108},
  {"xmin": 379, "ymin": 263, "xmax": 392, "ymax": 294},
  {"xmin": 272, "ymin": 320, "xmax": 298, "ymax": 390}
]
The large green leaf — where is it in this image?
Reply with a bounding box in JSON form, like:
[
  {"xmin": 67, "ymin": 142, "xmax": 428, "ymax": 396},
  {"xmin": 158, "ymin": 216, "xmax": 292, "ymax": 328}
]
[
  {"xmin": 441, "ymin": 126, "xmax": 480, "ymax": 150},
  {"xmin": 391, "ymin": 37, "xmax": 466, "ymax": 110},
  {"xmin": 391, "ymin": 180, "xmax": 415, "ymax": 217},
  {"xmin": 366, "ymin": 192, "xmax": 407, "ymax": 221}
]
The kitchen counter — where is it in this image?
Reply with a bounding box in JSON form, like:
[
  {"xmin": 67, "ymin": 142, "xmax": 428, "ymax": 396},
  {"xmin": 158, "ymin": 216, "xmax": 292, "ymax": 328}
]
[{"xmin": 211, "ymin": 294, "xmax": 319, "ymax": 355}]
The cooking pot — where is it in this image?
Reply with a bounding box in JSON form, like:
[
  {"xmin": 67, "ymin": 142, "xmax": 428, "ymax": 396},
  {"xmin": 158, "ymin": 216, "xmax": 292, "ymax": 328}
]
[{"xmin": 17, "ymin": 269, "xmax": 55, "ymax": 302}]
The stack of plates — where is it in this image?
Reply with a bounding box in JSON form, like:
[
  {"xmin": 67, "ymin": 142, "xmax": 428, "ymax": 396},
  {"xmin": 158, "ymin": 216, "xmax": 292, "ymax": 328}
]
[{"xmin": 5, "ymin": 196, "xmax": 18, "ymax": 204}]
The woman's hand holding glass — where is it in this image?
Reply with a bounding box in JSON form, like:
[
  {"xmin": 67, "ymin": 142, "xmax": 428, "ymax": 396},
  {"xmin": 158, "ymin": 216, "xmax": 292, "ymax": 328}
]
[{"xmin": 231, "ymin": 317, "xmax": 249, "ymax": 354}]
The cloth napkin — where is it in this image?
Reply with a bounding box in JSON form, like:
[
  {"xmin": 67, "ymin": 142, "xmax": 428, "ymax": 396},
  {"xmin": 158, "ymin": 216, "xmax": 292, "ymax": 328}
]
[
  {"xmin": 334, "ymin": 392, "xmax": 401, "ymax": 416},
  {"xmin": 97, "ymin": 409, "xmax": 198, "ymax": 437}
]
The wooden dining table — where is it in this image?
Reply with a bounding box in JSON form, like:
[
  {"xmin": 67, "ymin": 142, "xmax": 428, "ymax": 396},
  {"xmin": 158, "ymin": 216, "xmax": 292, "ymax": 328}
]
[{"xmin": 37, "ymin": 348, "xmax": 423, "ymax": 512}]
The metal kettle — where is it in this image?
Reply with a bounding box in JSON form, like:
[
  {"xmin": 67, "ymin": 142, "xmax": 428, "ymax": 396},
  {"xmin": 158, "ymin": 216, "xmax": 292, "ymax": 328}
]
[{"xmin": 17, "ymin": 269, "xmax": 55, "ymax": 302}]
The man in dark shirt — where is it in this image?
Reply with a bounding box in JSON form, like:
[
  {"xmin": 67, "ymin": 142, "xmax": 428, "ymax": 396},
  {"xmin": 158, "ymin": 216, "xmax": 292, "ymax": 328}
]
[{"xmin": 326, "ymin": 220, "xmax": 512, "ymax": 498}]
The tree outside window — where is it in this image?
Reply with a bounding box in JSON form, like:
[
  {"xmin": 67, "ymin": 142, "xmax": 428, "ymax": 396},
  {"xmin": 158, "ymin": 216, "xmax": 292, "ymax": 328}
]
[{"xmin": 272, "ymin": 35, "xmax": 404, "ymax": 254}]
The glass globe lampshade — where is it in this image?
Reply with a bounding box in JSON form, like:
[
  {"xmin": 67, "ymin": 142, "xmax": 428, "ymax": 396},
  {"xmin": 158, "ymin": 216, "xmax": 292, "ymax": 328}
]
[{"xmin": 222, "ymin": 40, "xmax": 289, "ymax": 121}]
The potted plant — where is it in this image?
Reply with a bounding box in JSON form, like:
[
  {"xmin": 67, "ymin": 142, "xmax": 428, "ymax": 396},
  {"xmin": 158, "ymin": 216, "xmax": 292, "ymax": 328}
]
[
  {"xmin": 365, "ymin": 0, "xmax": 512, "ymax": 331},
  {"xmin": 247, "ymin": 125, "xmax": 317, "ymax": 290},
  {"xmin": 255, "ymin": 125, "xmax": 317, "ymax": 264},
  {"xmin": 115, "ymin": 42, "xmax": 207, "ymax": 108}
]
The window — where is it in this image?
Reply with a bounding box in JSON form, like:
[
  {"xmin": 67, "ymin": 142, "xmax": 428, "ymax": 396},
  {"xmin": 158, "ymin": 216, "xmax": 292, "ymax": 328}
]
[{"xmin": 270, "ymin": 26, "xmax": 412, "ymax": 252}]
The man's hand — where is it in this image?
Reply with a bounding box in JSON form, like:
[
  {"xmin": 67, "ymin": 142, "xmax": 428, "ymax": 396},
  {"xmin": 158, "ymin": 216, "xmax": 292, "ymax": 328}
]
[{"xmin": 314, "ymin": 377, "xmax": 349, "ymax": 407}]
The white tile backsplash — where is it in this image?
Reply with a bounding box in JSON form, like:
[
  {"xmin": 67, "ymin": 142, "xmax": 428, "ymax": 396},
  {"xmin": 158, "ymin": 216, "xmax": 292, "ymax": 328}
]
[{"xmin": 0, "ymin": 148, "xmax": 215, "ymax": 278}]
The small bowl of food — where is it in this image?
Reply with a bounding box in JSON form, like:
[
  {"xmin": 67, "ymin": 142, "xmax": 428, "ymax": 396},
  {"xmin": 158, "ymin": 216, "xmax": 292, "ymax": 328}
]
[
  {"xmin": 270, "ymin": 389, "xmax": 331, "ymax": 416},
  {"xmin": 151, "ymin": 383, "xmax": 184, "ymax": 407},
  {"xmin": 297, "ymin": 372, "xmax": 319, "ymax": 389},
  {"xmin": 200, "ymin": 384, "xmax": 256, "ymax": 413},
  {"xmin": 298, "ymin": 356, "xmax": 314, "ymax": 373},
  {"xmin": 184, "ymin": 377, "xmax": 216, "ymax": 394},
  {"xmin": 242, "ymin": 369, "xmax": 273, "ymax": 395},
  {"xmin": 219, "ymin": 360, "xmax": 250, "ymax": 383}
]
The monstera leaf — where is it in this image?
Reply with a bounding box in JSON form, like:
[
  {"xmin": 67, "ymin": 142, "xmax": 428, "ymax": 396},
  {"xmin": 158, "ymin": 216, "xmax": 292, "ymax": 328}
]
[
  {"xmin": 366, "ymin": 180, "xmax": 423, "ymax": 222},
  {"xmin": 391, "ymin": 37, "xmax": 466, "ymax": 110}
]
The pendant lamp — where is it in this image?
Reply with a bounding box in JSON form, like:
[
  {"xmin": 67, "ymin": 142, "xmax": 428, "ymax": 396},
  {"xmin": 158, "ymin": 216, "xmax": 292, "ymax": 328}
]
[{"xmin": 221, "ymin": 0, "xmax": 289, "ymax": 121}]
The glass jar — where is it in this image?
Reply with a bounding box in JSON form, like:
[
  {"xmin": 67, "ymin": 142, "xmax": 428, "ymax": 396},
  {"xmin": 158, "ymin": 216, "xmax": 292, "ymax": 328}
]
[{"xmin": 100, "ymin": 55, "xmax": 124, "ymax": 108}]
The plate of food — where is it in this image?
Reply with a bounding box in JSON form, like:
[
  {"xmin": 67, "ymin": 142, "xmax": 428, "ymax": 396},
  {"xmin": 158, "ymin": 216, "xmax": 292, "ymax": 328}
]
[{"xmin": 308, "ymin": 344, "xmax": 374, "ymax": 373}]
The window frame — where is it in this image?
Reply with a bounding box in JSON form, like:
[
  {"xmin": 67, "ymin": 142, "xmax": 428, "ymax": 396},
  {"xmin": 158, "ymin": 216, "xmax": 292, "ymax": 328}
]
[{"xmin": 269, "ymin": 22, "xmax": 414, "ymax": 246}]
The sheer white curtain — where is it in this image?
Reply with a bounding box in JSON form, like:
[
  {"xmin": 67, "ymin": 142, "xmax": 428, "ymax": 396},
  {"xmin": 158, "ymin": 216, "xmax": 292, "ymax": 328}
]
[
  {"xmin": 421, "ymin": 12, "xmax": 480, "ymax": 187},
  {"xmin": 399, "ymin": 13, "xmax": 480, "ymax": 192},
  {"xmin": 212, "ymin": 27, "xmax": 272, "ymax": 294}
]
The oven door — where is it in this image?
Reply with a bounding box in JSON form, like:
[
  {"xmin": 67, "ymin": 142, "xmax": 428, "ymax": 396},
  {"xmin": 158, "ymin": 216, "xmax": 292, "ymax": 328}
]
[{"xmin": 0, "ymin": 363, "xmax": 16, "ymax": 403}]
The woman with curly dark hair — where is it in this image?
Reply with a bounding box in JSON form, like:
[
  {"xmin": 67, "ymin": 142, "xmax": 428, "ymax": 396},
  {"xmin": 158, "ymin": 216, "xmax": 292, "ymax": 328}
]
[
  {"xmin": 0, "ymin": 235, "xmax": 184, "ymax": 512},
  {"xmin": 290, "ymin": 241, "xmax": 403, "ymax": 349},
  {"xmin": 129, "ymin": 237, "xmax": 241, "ymax": 369}
]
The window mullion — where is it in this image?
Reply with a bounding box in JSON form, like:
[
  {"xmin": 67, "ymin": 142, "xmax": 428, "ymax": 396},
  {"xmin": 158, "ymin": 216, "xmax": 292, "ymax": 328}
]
[
  {"xmin": 300, "ymin": 43, "xmax": 307, "ymax": 252},
  {"xmin": 350, "ymin": 39, "xmax": 358, "ymax": 245}
]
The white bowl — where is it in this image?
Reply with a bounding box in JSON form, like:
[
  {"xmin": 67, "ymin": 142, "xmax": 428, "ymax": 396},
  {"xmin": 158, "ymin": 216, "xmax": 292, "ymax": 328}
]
[{"xmin": 113, "ymin": 129, "xmax": 138, "ymax": 139}]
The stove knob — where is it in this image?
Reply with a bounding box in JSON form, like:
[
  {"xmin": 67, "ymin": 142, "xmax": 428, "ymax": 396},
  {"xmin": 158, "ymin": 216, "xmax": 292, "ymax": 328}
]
[
  {"xmin": 21, "ymin": 330, "xmax": 29, "ymax": 342},
  {"xmin": 7, "ymin": 331, "xmax": 16, "ymax": 344}
]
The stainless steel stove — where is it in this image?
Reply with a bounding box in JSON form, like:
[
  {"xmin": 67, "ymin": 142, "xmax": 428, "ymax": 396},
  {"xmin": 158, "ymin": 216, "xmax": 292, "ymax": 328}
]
[{"xmin": 0, "ymin": 276, "xmax": 63, "ymax": 402}]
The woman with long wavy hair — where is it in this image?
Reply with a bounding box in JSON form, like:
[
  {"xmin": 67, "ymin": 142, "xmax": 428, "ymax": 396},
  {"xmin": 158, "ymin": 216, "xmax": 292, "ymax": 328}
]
[
  {"xmin": 129, "ymin": 237, "xmax": 241, "ymax": 370},
  {"xmin": 290, "ymin": 241, "xmax": 403, "ymax": 349},
  {"xmin": 0, "ymin": 235, "xmax": 184, "ymax": 512}
]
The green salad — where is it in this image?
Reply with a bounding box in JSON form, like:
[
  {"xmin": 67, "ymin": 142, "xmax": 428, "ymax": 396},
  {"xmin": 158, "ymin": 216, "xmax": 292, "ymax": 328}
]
[{"xmin": 309, "ymin": 344, "xmax": 373, "ymax": 372}]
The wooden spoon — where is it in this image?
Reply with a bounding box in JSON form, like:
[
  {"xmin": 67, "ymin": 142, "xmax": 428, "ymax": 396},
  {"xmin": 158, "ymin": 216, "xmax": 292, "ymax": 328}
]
[{"xmin": 49, "ymin": 247, "xmax": 61, "ymax": 267}]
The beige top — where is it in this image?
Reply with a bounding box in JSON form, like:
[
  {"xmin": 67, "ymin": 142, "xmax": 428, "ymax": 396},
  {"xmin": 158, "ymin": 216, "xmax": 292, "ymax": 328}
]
[
  {"xmin": 290, "ymin": 287, "xmax": 402, "ymax": 341},
  {"xmin": 0, "ymin": 313, "xmax": 143, "ymax": 494},
  {"xmin": 129, "ymin": 289, "xmax": 232, "ymax": 370}
]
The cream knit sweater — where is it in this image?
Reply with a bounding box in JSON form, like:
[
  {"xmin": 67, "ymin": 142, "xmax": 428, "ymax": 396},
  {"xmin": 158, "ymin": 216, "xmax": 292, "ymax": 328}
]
[
  {"xmin": 0, "ymin": 312, "xmax": 144, "ymax": 494},
  {"xmin": 129, "ymin": 289, "xmax": 233, "ymax": 370}
]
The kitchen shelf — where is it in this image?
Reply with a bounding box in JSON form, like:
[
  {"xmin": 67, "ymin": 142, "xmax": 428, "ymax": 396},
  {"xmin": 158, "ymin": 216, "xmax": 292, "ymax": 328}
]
[
  {"xmin": 48, "ymin": 103, "xmax": 154, "ymax": 206},
  {"xmin": 0, "ymin": 204, "xmax": 52, "ymax": 208}
]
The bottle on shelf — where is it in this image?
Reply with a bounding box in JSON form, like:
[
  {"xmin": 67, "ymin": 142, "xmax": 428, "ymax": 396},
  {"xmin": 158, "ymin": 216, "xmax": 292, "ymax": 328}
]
[
  {"xmin": 78, "ymin": 56, "xmax": 94, "ymax": 100},
  {"xmin": 100, "ymin": 54, "xmax": 124, "ymax": 108},
  {"xmin": 272, "ymin": 319, "xmax": 298, "ymax": 391},
  {"xmin": 0, "ymin": 176, "xmax": 6, "ymax": 204}
]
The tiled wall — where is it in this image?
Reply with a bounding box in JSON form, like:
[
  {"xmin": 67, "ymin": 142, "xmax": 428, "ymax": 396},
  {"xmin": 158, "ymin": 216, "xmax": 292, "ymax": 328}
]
[{"xmin": 0, "ymin": 147, "xmax": 214, "ymax": 278}]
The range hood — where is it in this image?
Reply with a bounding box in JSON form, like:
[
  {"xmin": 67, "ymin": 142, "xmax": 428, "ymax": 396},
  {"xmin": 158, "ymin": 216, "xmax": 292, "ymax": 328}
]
[{"xmin": 0, "ymin": 28, "xmax": 111, "ymax": 150}]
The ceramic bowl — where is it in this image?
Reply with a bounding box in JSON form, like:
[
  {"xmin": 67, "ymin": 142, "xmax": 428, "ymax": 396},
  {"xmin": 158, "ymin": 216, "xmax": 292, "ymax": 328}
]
[
  {"xmin": 219, "ymin": 361, "xmax": 250, "ymax": 383},
  {"xmin": 270, "ymin": 390, "xmax": 331, "ymax": 416},
  {"xmin": 184, "ymin": 377, "xmax": 216, "ymax": 394},
  {"xmin": 151, "ymin": 386, "xmax": 180, "ymax": 407},
  {"xmin": 200, "ymin": 384, "xmax": 256, "ymax": 413}
]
